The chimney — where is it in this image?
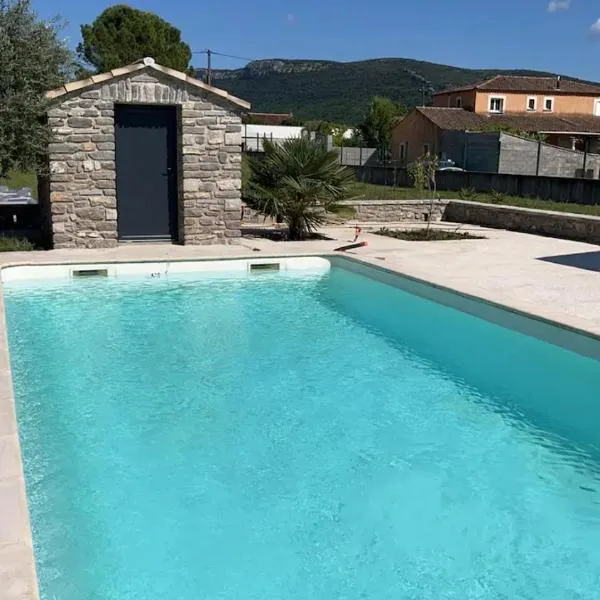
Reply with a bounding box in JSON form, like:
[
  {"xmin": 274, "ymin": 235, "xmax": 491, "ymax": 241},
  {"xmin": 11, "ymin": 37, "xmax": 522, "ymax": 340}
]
[{"xmin": 557, "ymin": 75, "xmax": 561, "ymax": 90}]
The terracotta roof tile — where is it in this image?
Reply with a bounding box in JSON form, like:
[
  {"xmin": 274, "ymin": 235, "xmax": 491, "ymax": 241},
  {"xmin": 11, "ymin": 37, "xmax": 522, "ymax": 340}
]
[
  {"xmin": 415, "ymin": 107, "xmax": 600, "ymax": 133},
  {"xmin": 415, "ymin": 107, "xmax": 487, "ymax": 130},
  {"xmin": 436, "ymin": 75, "xmax": 600, "ymax": 96}
]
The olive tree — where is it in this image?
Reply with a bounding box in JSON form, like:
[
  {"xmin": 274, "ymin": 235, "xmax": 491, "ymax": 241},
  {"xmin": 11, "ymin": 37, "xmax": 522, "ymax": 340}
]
[{"xmin": 0, "ymin": 0, "xmax": 73, "ymax": 177}]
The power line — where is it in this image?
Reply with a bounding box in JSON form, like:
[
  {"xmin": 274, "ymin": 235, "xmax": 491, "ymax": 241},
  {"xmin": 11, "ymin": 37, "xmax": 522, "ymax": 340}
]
[
  {"xmin": 192, "ymin": 49, "xmax": 255, "ymax": 86},
  {"xmin": 192, "ymin": 49, "xmax": 254, "ymax": 62}
]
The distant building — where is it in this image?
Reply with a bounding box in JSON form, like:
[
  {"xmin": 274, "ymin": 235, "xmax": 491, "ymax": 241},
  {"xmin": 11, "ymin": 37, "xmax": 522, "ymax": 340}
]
[
  {"xmin": 433, "ymin": 75, "xmax": 600, "ymax": 117},
  {"xmin": 242, "ymin": 124, "xmax": 304, "ymax": 151},
  {"xmin": 392, "ymin": 75, "xmax": 600, "ymax": 177},
  {"xmin": 391, "ymin": 106, "xmax": 600, "ymax": 178}
]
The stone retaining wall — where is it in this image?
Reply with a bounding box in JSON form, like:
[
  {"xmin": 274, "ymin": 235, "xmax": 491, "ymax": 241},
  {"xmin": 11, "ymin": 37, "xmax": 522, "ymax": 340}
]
[
  {"xmin": 46, "ymin": 68, "xmax": 243, "ymax": 248},
  {"xmin": 444, "ymin": 200, "xmax": 600, "ymax": 244},
  {"xmin": 241, "ymin": 199, "xmax": 448, "ymax": 225},
  {"xmin": 347, "ymin": 200, "xmax": 447, "ymax": 222},
  {"xmin": 244, "ymin": 198, "xmax": 600, "ymax": 244}
]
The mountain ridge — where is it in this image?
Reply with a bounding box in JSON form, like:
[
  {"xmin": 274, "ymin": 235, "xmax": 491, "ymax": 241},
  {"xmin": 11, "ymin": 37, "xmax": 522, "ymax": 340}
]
[{"xmin": 194, "ymin": 57, "xmax": 598, "ymax": 124}]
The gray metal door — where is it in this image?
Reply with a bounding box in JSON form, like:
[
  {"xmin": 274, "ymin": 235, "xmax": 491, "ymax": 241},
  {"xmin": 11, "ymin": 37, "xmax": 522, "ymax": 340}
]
[{"xmin": 115, "ymin": 105, "xmax": 178, "ymax": 241}]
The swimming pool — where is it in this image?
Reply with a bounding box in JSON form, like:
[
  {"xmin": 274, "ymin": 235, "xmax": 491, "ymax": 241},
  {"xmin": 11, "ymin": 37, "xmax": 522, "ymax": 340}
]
[{"xmin": 4, "ymin": 256, "xmax": 600, "ymax": 600}]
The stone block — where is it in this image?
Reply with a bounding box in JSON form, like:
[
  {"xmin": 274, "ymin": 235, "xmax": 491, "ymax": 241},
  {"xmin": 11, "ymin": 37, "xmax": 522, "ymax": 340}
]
[
  {"xmin": 49, "ymin": 143, "xmax": 77, "ymax": 154},
  {"xmin": 91, "ymin": 170, "xmax": 116, "ymax": 180},
  {"xmin": 89, "ymin": 151, "xmax": 114, "ymax": 161},
  {"xmin": 96, "ymin": 142, "xmax": 115, "ymax": 151},
  {"xmin": 217, "ymin": 179, "xmax": 241, "ymax": 191},
  {"xmin": 76, "ymin": 207, "xmax": 105, "ymax": 220},
  {"xmin": 183, "ymin": 179, "xmax": 200, "ymax": 192},
  {"xmin": 224, "ymin": 198, "xmax": 241, "ymax": 211},
  {"xmin": 96, "ymin": 180, "xmax": 116, "ymax": 190},
  {"xmin": 91, "ymin": 134, "xmax": 113, "ymax": 142},
  {"xmin": 225, "ymin": 132, "xmax": 242, "ymax": 146},
  {"xmin": 50, "ymin": 162, "xmax": 67, "ymax": 174},
  {"xmin": 80, "ymin": 90, "xmax": 101, "ymax": 99},
  {"xmin": 105, "ymin": 208, "xmax": 117, "ymax": 220},
  {"xmin": 208, "ymin": 129, "xmax": 225, "ymax": 144},
  {"xmin": 67, "ymin": 117, "xmax": 93, "ymax": 128}
]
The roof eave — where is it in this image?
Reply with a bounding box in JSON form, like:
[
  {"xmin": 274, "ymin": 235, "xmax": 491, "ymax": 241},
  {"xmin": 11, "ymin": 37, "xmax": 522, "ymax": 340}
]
[{"xmin": 46, "ymin": 60, "xmax": 251, "ymax": 110}]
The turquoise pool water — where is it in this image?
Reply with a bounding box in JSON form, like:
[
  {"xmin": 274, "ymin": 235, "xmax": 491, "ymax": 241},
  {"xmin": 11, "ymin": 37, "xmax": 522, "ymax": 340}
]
[{"xmin": 5, "ymin": 262, "xmax": 600, "ymax": 600}]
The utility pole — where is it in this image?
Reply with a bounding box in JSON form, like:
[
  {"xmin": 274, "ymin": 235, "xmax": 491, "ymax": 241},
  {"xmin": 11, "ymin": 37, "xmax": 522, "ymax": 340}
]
[{"xmin": 206, "ymin": 49, "xmax": 212, "ymax": 86}]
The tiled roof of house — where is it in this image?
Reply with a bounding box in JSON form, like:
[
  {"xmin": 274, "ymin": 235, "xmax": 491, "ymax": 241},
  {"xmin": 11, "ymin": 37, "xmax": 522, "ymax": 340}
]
[
  {"xmin": 415, "ymin": 107, "xmax": 486, "ymax": 130},
  {"xmin": 436, "ymin": 75, "xmax": 600, "ymax": 96},
  {"xmin": 46, "ymin": 57, "xmax": 251, "ymax": 109},
  {"xmin": 415, "ymin": 106, "xmax": 600, "ymax": 133}
]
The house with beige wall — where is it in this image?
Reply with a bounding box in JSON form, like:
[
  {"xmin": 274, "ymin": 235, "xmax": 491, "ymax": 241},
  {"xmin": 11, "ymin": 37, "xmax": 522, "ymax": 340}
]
[
  {"xmin": 391, "ymin": 75, "xmax": 600, "ymax": 173},
  {"xmin": 433, "ymin": 75, "xmax": 600, "ymax": 117}
]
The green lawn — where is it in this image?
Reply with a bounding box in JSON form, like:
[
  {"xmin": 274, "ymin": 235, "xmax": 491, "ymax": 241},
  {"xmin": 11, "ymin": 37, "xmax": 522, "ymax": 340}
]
[
  {"xmin": 0, "ymin": 170, "xmax": 37, "ymax": 199},
  {"xmin": 350, "ymin": 182, "xmax": 600, "ymax": 217}
]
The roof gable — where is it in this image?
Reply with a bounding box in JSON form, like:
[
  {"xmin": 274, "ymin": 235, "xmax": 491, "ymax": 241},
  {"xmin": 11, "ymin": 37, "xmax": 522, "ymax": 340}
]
[{"xmin": 46, "ymin": 57, "xmax": 250, "ymax": 110}]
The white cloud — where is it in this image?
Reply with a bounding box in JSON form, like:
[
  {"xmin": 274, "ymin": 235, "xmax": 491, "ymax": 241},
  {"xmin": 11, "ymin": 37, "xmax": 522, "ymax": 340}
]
[
  {"xmin": 590, "ymin": 18, "xmax": 600, "ymax": 35},
  {"xmin": 547, "ymin": 0, "xmax": 571, "ymax": 11}
]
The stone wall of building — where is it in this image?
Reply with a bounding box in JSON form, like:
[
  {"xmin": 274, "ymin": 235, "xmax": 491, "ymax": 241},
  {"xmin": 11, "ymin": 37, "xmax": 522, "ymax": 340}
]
[{"xmin": 46, "ymin": 68, "xmax": 242, "ymax": 248}]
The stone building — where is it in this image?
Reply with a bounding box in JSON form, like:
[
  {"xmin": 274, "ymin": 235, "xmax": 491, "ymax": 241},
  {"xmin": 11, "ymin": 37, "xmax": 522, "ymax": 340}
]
[{"xmin": 42, "ymin": 57, "xmax": 250, "ymax": 248}]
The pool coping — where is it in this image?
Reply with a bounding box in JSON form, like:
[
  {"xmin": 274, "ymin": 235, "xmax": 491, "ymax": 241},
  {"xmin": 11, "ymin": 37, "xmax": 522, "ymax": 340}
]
[{"xmin": 0, "ymin": 251, "xmax": 599, "ymax": 599}]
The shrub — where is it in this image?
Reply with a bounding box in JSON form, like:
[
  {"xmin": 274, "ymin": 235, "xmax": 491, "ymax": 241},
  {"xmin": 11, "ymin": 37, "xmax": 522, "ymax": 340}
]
[
  {"xmin": 243, "ymin": 137, "xmax": 355, "ymax": 240},
  {"xmin": 489, "ymin": 189, "xmax": 505, "ymax": 204},
  {"xmin": 0, "ymin": 237, "xmax": 35, "ymax": 251},
  {"xmin": 458, "ymin": 187, "xmax": 478, "ymax": 201}
]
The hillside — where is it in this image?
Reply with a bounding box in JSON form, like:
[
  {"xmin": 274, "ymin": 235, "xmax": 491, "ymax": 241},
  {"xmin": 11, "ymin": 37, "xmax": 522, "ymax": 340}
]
[{"xmin": 194, "ymin": 57, "xmax": 592, "ymax": 124}]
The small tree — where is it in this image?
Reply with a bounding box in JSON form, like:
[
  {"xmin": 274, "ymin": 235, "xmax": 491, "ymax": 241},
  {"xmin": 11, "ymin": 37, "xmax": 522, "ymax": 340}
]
[
  {"xmin": 0, "ymin": 0, "xmax": 73, "ymax": 177},
  {"xmin": 77, "ymin": 5, "xmax": 192, "ymax": 73},
  {"xmin": 243, "ymin": 137, "xmax": 355, "ymax": 240},
  {"xmin": 357, "ymin": 96, "xmax": 406, "ymax": 156},
  {"xmin": 408, "ymin": 153, "xmax": 438, "ymax": 236}
]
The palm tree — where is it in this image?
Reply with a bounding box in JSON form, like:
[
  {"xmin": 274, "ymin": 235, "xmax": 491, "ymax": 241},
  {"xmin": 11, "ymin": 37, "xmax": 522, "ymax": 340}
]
[{"xmin": 243, "ymin": 137, "xmax": 355, "ymax": 240}]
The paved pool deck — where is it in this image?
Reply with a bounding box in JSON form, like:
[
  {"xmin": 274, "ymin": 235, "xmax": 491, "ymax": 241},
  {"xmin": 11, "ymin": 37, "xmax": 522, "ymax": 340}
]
[{"xmin": 0, "ymin": 223, "xmax": 599, "ymax": 599}]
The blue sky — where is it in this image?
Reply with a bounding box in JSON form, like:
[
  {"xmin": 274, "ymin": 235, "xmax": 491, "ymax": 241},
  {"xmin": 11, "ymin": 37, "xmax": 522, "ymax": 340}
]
[{"xmin": 35, "ymin": 0, "xmax": 600, "ymax": 80}]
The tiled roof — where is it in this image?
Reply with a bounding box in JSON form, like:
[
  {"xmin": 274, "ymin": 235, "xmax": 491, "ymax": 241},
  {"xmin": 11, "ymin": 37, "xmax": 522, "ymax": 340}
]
[
  {"xmin": 486, "ymin": 113, "xmax": 600, "ymax": 133},
  {"xmin": 415, "ymin": 107, "xmax": 486, "ymax": 130},
  {"xmin": 415, "ymin": 106, "xmax": 600, "ymax": 133},
  {"xmin": 436, "ymin": 75, "xmax": 600, "ymax": 96},
  {"xmin": 46, "ymin": 57, "xmax": 251, "ymax": 109}
]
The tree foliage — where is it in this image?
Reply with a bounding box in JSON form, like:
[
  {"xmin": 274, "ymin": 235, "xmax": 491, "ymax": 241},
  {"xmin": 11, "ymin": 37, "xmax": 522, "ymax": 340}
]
[
  {"xmin": 243, "ymin": 137, "xmax": 355, "ymax": 240},
  {"xmin": 0, "ymin": 0, "xmax": 73, "ymax": 177},
  {"xmin": 77, "ymin": 4, "xmax": 192, "ymax": 73},
  {"xmin": 357, "ymin": 96, "xmax": 406, "ymax": 152}
]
